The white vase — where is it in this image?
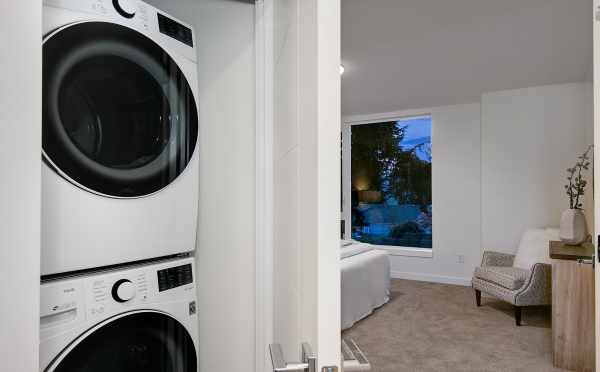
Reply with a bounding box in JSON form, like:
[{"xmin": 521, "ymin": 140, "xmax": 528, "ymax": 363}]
[{"xmin": 559, "ymin": 209, "xmax": 588, "ymax": 245}]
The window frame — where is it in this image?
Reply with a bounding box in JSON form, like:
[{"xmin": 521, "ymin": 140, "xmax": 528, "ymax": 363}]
[{"xmin": 342, "ymin": 111, "xmax": 433, "ymax": 258}]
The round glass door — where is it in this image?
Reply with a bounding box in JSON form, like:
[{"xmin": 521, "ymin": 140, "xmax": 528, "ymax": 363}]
[
  {"xmin": 43, "ymin": 22, "xmax": 198, "ymax": 198},
  {"xmin": 48, "ymin": 312, "xmax": 197, "ymax": 372}
]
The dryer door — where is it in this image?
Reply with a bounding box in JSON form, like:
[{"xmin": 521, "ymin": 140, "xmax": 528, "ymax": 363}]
[
  {"xmin": 47, "ymin": 311, "xmax": 197, "ymax": 372},
  {"xmin": 43, "ymin": 21, "xmax": 198, "ymax": 198}
]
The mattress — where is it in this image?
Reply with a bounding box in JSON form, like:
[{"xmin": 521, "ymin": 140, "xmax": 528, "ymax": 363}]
[{"xmin": 341, "ymin": 242, "xmax": 391, "ymax": 330}]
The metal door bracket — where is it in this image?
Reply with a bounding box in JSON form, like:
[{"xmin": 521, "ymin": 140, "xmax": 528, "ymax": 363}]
[
  {"xmin": 270, "ymin": 342, "xmax": 317, "ymax": 372},
  {"xmin": 342, "ymin": 338, "xmax": 371, "ymax": 371},
  {"xmin": 578, "ymin": 257, "xmax": 595, "ymax": 267}
]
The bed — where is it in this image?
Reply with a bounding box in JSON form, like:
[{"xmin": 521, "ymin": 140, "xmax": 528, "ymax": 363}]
[{"xmin": 341, "ymin": 241, "xmax": 391, "ymax": 330}]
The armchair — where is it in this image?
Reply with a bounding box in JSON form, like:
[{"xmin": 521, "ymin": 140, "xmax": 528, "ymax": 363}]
[{"xmin": 472, "ymin": 229, "xmax": 555, "ymax": 326}]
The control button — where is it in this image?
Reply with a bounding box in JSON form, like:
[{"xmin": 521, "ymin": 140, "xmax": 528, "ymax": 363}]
[
  {"xmin": 111, "ymin": 279, "xmax": 136, "ymax": 303},
  {"xmin": 113, "ymin": 0, "xmax": 136, "ymax": 18}
]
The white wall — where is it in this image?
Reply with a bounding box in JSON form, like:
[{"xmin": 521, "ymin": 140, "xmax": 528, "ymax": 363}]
[
  {"xmin": 144, "ymin": 1, "xmax": 256, "ymax": 371},
  {"xmin": 343, "ymin": 82, "xmax": 593, "ymax": 286},
  {"xmin": 418, "ymin": 103, "xmax": 482, "ymax": 285},
  {"xmin": 0, "ymin": 1, "xmax": 42, "ymax": 370},
  {"xmin": 482, "ymin": 82, "xmax": 594, "ymax": 253}
]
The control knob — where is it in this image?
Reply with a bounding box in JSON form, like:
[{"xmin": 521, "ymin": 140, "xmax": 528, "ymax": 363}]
[
  {"xmin": 112, "ymin": 279, "xmax": 136, "ymax": 303},
  {"xmin": 113, "ymin": 0, "xmax": 136, "ymax": 18}
]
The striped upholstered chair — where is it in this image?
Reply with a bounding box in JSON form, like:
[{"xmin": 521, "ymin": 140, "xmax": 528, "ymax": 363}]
[{"xmin": 472, "ymin": 229, "xmax": 557, "ymax": 326}]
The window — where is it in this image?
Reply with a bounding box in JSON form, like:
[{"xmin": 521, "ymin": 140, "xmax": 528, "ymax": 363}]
[{"xmin": 350, "ymin": 116, "xmax": 432, "ymax": 248}]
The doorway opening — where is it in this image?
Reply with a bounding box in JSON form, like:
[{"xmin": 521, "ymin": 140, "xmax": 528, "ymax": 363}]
[{"xmin": 339, "ymin": 1, "xmax": 595, "ymax": 371}]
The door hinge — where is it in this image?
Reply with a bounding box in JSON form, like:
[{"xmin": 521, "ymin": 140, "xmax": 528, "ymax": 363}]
[{"xmin": 597, "ymin": 235, "xmax": 600, "ymax": 263}]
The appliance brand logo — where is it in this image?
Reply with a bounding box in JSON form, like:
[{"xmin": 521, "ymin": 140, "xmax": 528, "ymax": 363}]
[{"xmin": 63, "ymin": 287, "xmax": 76, "ymax": 293}]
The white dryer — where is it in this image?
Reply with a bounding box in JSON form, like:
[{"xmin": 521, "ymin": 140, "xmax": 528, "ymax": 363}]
[
  {"xmin": 42, "ymin": 0, "xmax": 200, "ymax": 276},
  {"xmin": 40, "ymin": 257, "xmax": 198, "ymax": 371}
]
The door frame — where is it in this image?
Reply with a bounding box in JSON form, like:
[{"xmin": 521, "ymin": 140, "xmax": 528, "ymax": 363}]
[
  {"xmin": 594, "ymin": 1, "xmax": 600, "ymax": 370},
  {"xmin": 255, "ymin": 1, "xmax": 275, "ymax": 372},
  {"xmin": 254, "ymin": 0, "xmax": 342, "ymax": 370}
]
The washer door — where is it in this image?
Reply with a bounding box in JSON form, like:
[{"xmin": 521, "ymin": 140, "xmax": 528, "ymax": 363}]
[
  {"xmin": 47, "ymin": 312, "xmax": 197, "ymax": 372},
  {"xmin": 43, "ymin": 22, "xmax": 198, "ymax": 198}
]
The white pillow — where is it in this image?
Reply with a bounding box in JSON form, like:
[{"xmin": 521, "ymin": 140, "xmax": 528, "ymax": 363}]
[{"xmin": 512, "ymin": 228, "xmax": 556, "ymax": 270}]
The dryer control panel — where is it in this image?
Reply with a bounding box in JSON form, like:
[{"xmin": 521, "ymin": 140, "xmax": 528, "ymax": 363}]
[{"xmin": 43, "ymin": 0, "xmax": 197, "ymax": 57}]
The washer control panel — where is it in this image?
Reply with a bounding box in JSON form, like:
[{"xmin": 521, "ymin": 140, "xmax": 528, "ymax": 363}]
[
  {"xmin": 157, "ymin": 263, "xmax": 193, "ymax": 292},
  {"xmin": 40, "ymin": 279, "xmax": 84, "ymax": 330},
  {"xmin": 112, "ymin": 0, "xmax": 136, "ymax": 18},
  {"xmin": 40, "ymin": 258, "xmax": 196, "ymax": 329},
  {"xmin": 86, "ymin": 268, "xmax": 150, "ymax": 317}
]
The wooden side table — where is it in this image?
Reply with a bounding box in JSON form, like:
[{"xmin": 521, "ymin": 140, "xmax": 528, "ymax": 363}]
[{"xmin": 549, "ymin": 240, "xmax": 595, "ymax": 372}]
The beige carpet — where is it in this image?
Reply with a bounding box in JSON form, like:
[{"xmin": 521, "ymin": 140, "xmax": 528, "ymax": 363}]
[{"xmin": 342, "ymin": 279, "xmax": 568, "ymax": 372}]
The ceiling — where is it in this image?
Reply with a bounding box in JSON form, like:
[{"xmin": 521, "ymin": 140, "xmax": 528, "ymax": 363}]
[{"xmin": 341, "ymin": 0, "xmax": 593, "ymax": 116}]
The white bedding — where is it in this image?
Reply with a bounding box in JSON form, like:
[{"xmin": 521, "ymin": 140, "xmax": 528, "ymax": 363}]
[
  {"xmin": 341, "ymin": 242, "xmax": 391, "ymax": 330},
  {"xmin": 340, "ymin": 241, "xmax": 374, "ymax": 259}
]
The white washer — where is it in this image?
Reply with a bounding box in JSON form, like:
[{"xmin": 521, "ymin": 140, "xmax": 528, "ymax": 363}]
[
  {"xmin": 40, "ymin": 257, "xmax": 199, "ymax": 371},
  {"xmin": 42, "ymin": 0, "xmax": 200, "ymax": 276}
]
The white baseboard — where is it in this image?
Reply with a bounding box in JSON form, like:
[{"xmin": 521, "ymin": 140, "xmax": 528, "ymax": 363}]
[{"xmin": 391, "ymin": 270, "xmax": 472, "ymax": 287}]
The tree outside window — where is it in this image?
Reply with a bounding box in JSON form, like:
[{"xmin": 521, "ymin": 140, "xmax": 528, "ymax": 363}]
[{"xmin": 351, "ymin": 116, "xmax": 432, "ymax": 248}]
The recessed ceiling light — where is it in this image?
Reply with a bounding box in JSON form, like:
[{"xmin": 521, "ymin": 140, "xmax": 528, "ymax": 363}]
[{"xmin": 339, "ymin": 65, "xmax": 345, "ymax": 75}]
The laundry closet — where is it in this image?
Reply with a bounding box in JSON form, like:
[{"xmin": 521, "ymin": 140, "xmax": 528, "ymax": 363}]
[
  {"xmin": 1, "ymin": 0, "xmax": 257, "ymax": 371},
  {"xmin": 39, "ymin": 0, "xmax": 257, "ymax": 371},
  {"xmin": 142, "ymin": 1, "xmax": 259, "ymax": 370},
  {"xmin": 0, "ymin": 0, "xmax": 340, "ymax": 371}
]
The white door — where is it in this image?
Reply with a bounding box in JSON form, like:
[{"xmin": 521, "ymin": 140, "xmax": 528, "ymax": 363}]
[
  {"xmin": 595, "ymin": 1, "xmax": 600, "ymax": 370},
  {"xmin": 256, "ymin": 0, "xmax": 341, "ymax": 370}
]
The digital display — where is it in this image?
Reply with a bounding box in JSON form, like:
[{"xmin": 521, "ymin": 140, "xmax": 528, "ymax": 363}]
[
  {"xmin": 157, "ymin": 13, "xmax": 193, "ymax": 47},
  {"xmin": 157, "ymin": 264, "xmax": 193, "ymax": 292}
]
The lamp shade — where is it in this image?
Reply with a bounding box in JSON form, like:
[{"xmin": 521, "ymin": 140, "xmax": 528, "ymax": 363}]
[{"xmin": 357, "ymin": 190, "xmax": 383, "ymax": 203}]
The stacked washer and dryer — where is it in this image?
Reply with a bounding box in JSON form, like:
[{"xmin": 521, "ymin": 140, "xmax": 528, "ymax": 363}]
[{"xmin": 40, "ymin": 0, "xmax": 200, "ymax": 370}]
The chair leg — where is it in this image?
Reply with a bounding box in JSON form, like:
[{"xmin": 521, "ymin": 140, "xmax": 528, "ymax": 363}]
[
  {"xmin": 475, "ymin": 289, "xmax": 481, "ymax": 307},
  {"xmin": 515, "ymin": 306, "xmax": 522, "ymax": 326}
]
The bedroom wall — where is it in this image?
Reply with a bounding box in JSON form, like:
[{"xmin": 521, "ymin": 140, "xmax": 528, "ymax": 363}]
[
  {"xmin": 343, "ymin": 82, "xmax": 593, "ymax": 286},
  {"xmin": 482, "ymin": 82, "xmax": 594, "ymax": 254},
  {"xmin": 343, "ymin": 103, "xmax": 482, "ymax": 285},
  {"xmin": 0, "ymin": 1, "xmax": 42, "ymax": 370},
  {"xmin": 144, "ymin": 1, "xmax": 257, "ymax": 371},
  {"xmin": 381, "ymin": 103, "xmax": 482, "ymax": 285}
]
